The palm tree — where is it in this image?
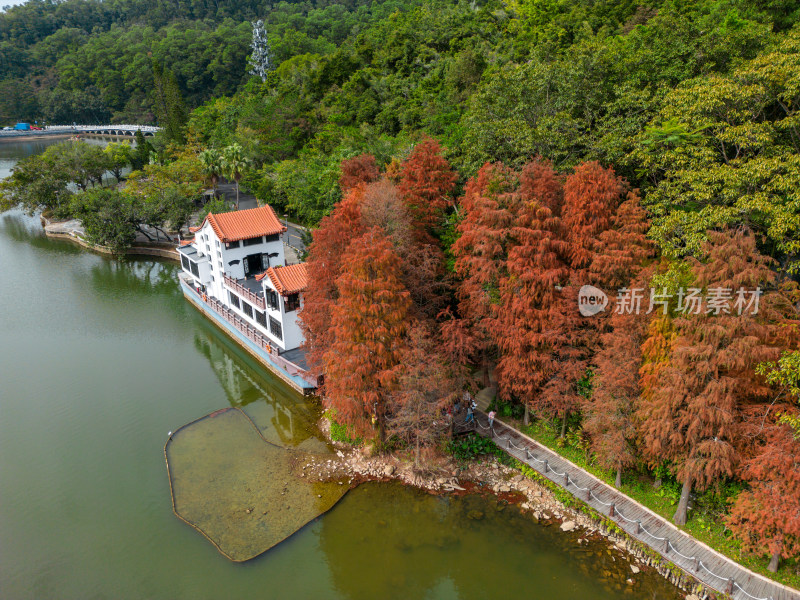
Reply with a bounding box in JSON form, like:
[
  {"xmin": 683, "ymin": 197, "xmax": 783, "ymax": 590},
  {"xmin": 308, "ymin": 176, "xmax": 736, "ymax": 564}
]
[
  {"xmin": 198, "ymin": 148, "xmax": 223, "ymax": 195},
  {"xmin": 222, "ymin": 144, "xmax": 251, "ymax": 209}
]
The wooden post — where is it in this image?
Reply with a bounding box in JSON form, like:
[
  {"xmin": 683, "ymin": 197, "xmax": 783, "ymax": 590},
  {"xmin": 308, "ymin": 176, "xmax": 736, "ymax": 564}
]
[
  {"xmin": 609, "ymin": 503, "xmax": 615, "ymax": 517},
  {"xmin": 525, "ymin": 448, "xmax": 531, "ymax": 460},
  {"xmin": 635, "ymin": 520, "xmax": 641, "ymax": 534},
  {"xmin": 694, "ymin": 558, "xmax": 700, "ymax": 573},
  {"xmin": 585, "ymin": 489, "xmax": 591, "ymax": 501},
  {"xmin": 544, "ymin": 460, "xmax": 549, "ymax": 473},
  {"xmin": 725, "ymin": 579, "xmax": 734, "ymax": 595},
  {"xmin": 664, "ymin": 539, "xmax": 670, "ymax": 554},
  {"xmin": 506, "ymin": 438, "xmax": 511, "ymax": 449},
  {"xmin": 563, "ymin": 473, "xmax": 569, "ymax": 486}
]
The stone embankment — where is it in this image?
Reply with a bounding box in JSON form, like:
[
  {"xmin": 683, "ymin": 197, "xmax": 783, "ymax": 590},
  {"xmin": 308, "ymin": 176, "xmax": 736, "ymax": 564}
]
[
  {"xmin": 42, "ymin": 216, "xmax": 180, "ymax": 261},
  {"xmin": 307, "ymin": 418, "xmax": 711, "ymax": 600}
]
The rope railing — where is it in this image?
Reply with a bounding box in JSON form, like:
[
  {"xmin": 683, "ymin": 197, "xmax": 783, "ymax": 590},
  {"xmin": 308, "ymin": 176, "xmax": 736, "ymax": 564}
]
[{"xmin": 458, "ymin": 412, "xmax": 779, "ymax": 600}]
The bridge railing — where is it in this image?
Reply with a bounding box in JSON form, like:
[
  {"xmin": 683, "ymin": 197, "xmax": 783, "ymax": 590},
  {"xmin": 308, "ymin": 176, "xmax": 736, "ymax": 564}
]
[{"xmin": 45, "ymin": 124, "xmax": 161, "ymax": 133}]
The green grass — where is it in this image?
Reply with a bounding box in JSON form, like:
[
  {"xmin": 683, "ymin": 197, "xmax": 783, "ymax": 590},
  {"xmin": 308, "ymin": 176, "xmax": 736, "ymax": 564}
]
[
  {"xmin": 324, "ymin": 410, "xmax": 363, "ymax": 446},
  {"xmin": 513, "ymin": 419, "xmax": 800, "ymax": 590}
]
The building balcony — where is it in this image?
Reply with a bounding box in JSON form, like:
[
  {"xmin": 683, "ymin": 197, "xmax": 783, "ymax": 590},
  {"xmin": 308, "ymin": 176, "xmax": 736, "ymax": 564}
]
[
  {"xmin": 222, "ymin": 273, "xmax": 266, "ymax": 310},
  {"xmin": 178, "ymin": 243, "xmax": 211, "ymax": 284}
]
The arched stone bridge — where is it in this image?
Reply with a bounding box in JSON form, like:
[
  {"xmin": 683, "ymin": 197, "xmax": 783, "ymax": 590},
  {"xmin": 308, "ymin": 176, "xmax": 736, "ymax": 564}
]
[{"xmin": 47, "ymin": 125, "xmax": 160, "ymax": 137}]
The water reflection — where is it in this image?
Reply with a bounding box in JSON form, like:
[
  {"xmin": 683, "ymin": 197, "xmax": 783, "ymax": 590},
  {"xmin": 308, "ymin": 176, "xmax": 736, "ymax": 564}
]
[
  {"xmin": 0, "ymin": 210, "xmax": 81, "ymax": 253},
  {"xmin": 87, "ymin": 258, "xmax": 179, "ymax": 299},
  {"xmin": 192, "ymin": 324, "xmax": 328, "ymax": 453}
]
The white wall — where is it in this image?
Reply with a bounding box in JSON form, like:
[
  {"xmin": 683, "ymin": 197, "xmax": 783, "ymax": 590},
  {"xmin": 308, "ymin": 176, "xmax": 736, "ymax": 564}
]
[{"xmin": 195, "ymin": 221, "xmax": 286, "ymax": 301}]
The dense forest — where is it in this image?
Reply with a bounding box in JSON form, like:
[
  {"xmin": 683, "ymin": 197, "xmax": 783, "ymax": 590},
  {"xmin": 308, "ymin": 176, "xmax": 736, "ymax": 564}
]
[{"xmin": 2, "ymin": 0, "xmax": 800, "ymax": 585}]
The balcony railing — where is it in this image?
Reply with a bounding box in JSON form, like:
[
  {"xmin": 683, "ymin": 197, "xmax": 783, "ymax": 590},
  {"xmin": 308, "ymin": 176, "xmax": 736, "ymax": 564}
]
[
  {"xmin": 206, "ymin": 295, "xmax": 317, "ymax": 387},
  {"xmin": 222, "ymin": 274, "xmax": 266, "ymax": 310}
]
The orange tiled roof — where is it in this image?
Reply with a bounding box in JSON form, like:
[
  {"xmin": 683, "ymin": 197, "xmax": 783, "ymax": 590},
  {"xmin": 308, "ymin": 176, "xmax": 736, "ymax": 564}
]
[
  {"xmin": 258, "ymin": 263, "xmax": 308, "ymax": 295},
  {"xmin": 188, "ymin": 226, "xmax": 201, "ymax": 233},
  {"xmin": 201, "ymin": 204, "xmax": 286, "ymax": 243},
  {"xmin": 179, "ymin": 240, "xmax": 194, "ymax": 246}
]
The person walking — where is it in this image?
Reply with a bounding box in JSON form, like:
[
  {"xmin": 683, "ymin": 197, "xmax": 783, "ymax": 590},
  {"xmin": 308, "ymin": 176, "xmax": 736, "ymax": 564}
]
[
  {"xmin": 465, "ymin": 403, "xmax": 474, "ymax": 424},
  {"xmin": 488, "ymin": 410, "xmax": 496, "ymax": 428}
]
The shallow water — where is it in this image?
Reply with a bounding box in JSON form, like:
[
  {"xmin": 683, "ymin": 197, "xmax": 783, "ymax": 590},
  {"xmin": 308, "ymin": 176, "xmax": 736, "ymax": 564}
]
[
  {"xmin": 0, "ymin": 142, "xmax": 683, "ymax": 599},
  {"xmin": 166, "ymin": 407, "xmax": 346, "ymax": 561}
]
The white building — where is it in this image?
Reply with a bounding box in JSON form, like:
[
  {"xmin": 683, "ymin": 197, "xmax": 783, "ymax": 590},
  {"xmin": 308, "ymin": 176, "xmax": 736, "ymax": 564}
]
[{"xmin": 177, "ymin": 204, "xmax": 309, "ymax": 363}]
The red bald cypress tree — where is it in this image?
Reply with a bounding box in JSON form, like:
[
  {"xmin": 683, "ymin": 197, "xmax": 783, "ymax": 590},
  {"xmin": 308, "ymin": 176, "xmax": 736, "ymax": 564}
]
[
  {"xmin": 339, "ymin": 154, "xmax": 379, "ymax": 192},
  {"xmin": 388, "ymin": 323, "xmax": 458, "ymax": 467},
  {"xmin": 589, "ymin": 192, "xmax": 653, "ymax": 289},
  {"xmin": 300, "ymin": 185, "xmax": 366, "ymax": 373},
  {"xmin": 322, "ymin": 229, "xmax": 411, "ymax": 440},
  {"xmin": 452, "ymin": 162, "xmax": 518, "ymax": 386},
  {"xmin": 360, "ymin": 178, "xmax": 449, "ymax": 319},
  {"xmin": 563, "ymin": 161, "xmax": 625, "ymax": 270},
  {"xmin": 637, "ymin": 229, "xmax": 787, "ymax": 526},
  {"xmin": 583, "ymin": 194, "xmax": 653, "ymax": 486},
  {"xmin": 727, "ymin": 420, "xmax": 800, "ymax": 572},
  {"xmin": 494, "ymin": 159, "xmax": 571, "ymax": 425},
  {"xmin": 398, "ymin": 137, "xmax": 457, "ymax": 232}
]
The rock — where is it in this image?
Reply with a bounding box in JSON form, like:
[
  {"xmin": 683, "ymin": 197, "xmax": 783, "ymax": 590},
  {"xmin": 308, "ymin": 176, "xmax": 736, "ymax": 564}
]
[
  {"xmin": 560, "ymin": 520, "xmax": 576, "ymax": 532},
  {"xmin": 467, "ymin": 510, "xmax": 485, "ymax": 521},
  {"xmin": 383, "ymin": 465, "xmax": 395, "ymax": 477},
  {"xmin": 626, "ymin": 579, "xmax": 633, "ymax": 585},
  {"xmin": 498, "ymin": 484, "xmax": 511, "ymax": 493},
  {"xmin": 630, "ymin": 565, "xmax": 640, "ymax": 574},
  {"xmin": 685, "ymin": 595, "xmax": 700, "ymax": 600},
  {"xmin": 245, "ymin": 509, "xmax": 251, "ymax": 514}
]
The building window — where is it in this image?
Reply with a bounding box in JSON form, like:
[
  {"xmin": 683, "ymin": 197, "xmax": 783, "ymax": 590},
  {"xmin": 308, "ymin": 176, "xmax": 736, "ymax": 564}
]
[
  {"xmin": 243, "ymin": 236, "xmax": 263, "ymax": 247},
  {"xmin": 190, "ymin": 261, "xmax": 199, "ymax": 277},
  {"xmin": 265, "ymin": 233, "xmax": 279, "ymax": 243},
  {"xmin": 255, "ymin": 310, "xmax": 267, "ymax": 328},
  {"xmin": 242, "ymin": 301, "xmax": 253, "ymax": 318},
  {"xmin": 226, "ymin": 241, "xmax": 240, "ymax": 249},
  {"xmin": 265, "ymin": 289, "xmax": 279, "ymax": 311},
  {"xmin": 285, "ymin": 293, "xmax": 300, "ymax": 312},
  {"xmin": 269, "ymin": 316, "xmax": 282, "ymax": 340},
  {"xmin": 181, "ymin": 255, "xmax": 190, "ymax": 271},
  {"xmin": 229, "ymin": 292, "xmax": 240, "ymax": 308}
]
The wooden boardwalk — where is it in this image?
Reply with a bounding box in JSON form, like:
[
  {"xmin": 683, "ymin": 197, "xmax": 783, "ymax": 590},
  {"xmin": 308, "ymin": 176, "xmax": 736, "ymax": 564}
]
[{"xmin": 469, "ymin": 412, "xmax": 800, "ymax": 600}]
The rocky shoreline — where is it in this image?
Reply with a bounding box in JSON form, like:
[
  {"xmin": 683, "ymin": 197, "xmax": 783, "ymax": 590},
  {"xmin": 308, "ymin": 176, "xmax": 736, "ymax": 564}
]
[{"xmin": 301, "ymin": 417, "xmax": 714, "ymax": 600}]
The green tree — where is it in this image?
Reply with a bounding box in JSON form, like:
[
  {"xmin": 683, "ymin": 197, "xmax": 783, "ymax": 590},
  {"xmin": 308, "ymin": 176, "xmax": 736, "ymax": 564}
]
[
  {"xmin": 104, "ymin": 142, "xmax": 133, "ymax": 182},
  {"xmin": 198, "ymin": 148, "xmax": 223, "ymax": 192},
  {"xmin": 221, "ymin": 143, "xmax": 251, "ymax": 209},
  {"xmin": 152, "ymin": 60, "xmax": 188, "ymax": 144},
  {"xmin": 69, "ymin": 188, "xmax": 140, "ymax": 255}
]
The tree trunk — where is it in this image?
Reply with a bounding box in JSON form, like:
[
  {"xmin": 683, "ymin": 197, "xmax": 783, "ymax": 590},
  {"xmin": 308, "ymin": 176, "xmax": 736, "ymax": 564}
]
[
  {"xmin": 136, "ymin": 225, "xmax": 155, "ymax": 241},
  {"xmin": 673, "ymin": 471, "xmax": 692, "ymax": 526},
  {"xmin": 615, "ymin": 464, "xmax": 622, "ymax": 488},
  {"xmin": 560, "ymin": 410, "xmax": 569, "ymax": 439},
  {"xmin": 523, "ymin": 401, "xmax": 530, "ymax": 427},
  {"xmin": 768, "ymin": 549, "xmax": 780, "ymax": 573},
  {"xmin": 415, "ymin": 437, "xmax": 420, "ymax": 470}
]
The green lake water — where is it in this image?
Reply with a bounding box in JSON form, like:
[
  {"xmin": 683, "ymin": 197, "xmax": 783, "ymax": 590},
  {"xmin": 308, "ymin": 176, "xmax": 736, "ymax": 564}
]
[{"xmin": 0, "ymin": 139, "xmax": 683, "ymax": 599}]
